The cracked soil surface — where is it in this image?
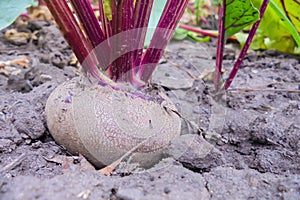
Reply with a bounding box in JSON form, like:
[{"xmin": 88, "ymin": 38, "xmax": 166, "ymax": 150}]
[{"xmin": 0, "ymin": 21, "xmax": 299, "ymax": 199}]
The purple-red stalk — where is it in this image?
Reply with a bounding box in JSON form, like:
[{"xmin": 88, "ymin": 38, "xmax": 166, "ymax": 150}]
[
  {"xmin": 222, "ymin": 0, "xmax": 270, "ymax": 90},
  {"xmin": 138, "ymin": 0, "xmax": 189, "ymax": 82},
  {"xmin": 69, "ymin": 0, "xmax": 106, "ymax": 48},
  {"xmin": 111, "ymin": 0, "xmax": 135, "ymax": 82},
  {"xmin": 44, "ymin": 0, "xmax": 188, "ymax": 87},
  {"xmin": 179, "ymin": 24, "xmax": 237, "ymax": 42},
  {"xmin": 133, "ymin": 0, "xmax": 154, "ymax": 70},
  {"xmin": 98, "ymin": 0, "xmax": 111, "ymax": 38},
  {"xmin": 43, "ymin": 0, "xmax": 101, "ymax": 80},
  {"xmin": 214, "ymin": 0, "xmax": 226, "ymax": 91},
  {"xmin": 69, "ymin": 0, "xmax": 108, "ymax": 72}
]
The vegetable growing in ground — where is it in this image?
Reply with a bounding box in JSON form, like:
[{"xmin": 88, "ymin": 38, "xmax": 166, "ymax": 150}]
[
  {"xmin": 43, "ymin": 0, "xmax": 188, "ymax": 168},
  {"xmin": 2, "ymin": 0, "xmax": 297, "ymax": 170}
]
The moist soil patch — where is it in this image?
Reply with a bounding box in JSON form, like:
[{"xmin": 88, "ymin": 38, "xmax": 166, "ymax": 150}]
[{"xmin": 0, "ymin": 21, "xmax": 299, "ymax": 199}]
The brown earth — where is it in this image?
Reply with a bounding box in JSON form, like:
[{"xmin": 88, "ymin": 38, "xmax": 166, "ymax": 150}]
[{"xmin": 0, "ymin": 21, "xmax": 299, "ymax": 199}]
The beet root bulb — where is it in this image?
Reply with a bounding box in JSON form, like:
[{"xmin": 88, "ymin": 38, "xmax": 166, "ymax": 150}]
[{"xmin": 45, "ymin": 77, "xmax": 181, "ymax": 168}]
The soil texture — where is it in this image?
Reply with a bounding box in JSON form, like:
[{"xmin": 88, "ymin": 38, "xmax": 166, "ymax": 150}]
[{"xmin": 0, "ymin": 21, "xmax": 299, "ymax": 199}]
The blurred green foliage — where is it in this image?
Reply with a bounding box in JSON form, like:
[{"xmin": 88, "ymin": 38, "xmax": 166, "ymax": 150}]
[{"xmin": 0, "ymin": 0, "xmax": 37, "ymax": 30}]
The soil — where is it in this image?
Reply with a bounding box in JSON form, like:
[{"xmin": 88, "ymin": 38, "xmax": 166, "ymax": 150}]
[{"xmin": 0, "ymin": 20, "xmax": 299, "ymax": 199}]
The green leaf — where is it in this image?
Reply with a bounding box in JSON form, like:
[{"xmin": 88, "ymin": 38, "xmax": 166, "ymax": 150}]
[
  {"xmin": 144, "ymin": 0, "xmax": 167, "ymax": 47},
  {"xmin": 275, "ymin": 0, "xmax": 300, "ymax": 33},
  {"xmin": 173, "ymin": 27, "xmax": 211, "ymax": 43},
  {"xmin": 265, "ymin": 35, "xmax": 296, "ymax": 53},
  {"xmin": 225, "ymin": 0, "xmax": 260, "ymax": 39},
  {"xmin": 252, "ymin": 0, "xmax": 300, "ymax": 54},
  {"xmin": 103, "ymin": 0, "xmax": 112, "ymax": 20},
  {"xmin": 268, "ymin": 0, "xmax": 300, "ymax": 47},
  {"xmin": 187, "ymin": 33, "xmax": 210, "ymax": 42},
  {"xmin": 235, "ymin": 30, "xmax": 267, "ymax": 50},
  {"xmin": 0, "ymin": 0, "xmax": 35, "ymax": 30},
  {"xmin": 173, "ymin": 28, "xmax": 189, "ymax": 40}
]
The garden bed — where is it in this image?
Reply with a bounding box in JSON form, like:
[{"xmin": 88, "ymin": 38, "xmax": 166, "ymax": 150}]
[{"xmin": 0, "ymin": 21, "xmax": 299, "ymax": 199}]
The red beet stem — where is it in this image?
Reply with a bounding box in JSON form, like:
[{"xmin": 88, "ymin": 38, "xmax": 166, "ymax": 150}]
[
  {"xmin": 222, "ymin": 0, "xmax": 270, "ymax": 90},
  {"xmin": 179, "ymin": 24, "xmax": 237, "ymax": 41},
  {"xmin": 44, "ymin": 0, "xmax": 188, "ymax": 87},
  {"xmin": 137, "ymin": 0, "xmax": 188, "ymax": 82},
  {"xmin": 214, "ymin": 0, "xmax": 226, "ymax": 91},
  {"xmin": 43, "ymin": 0, "xmax": 111, "ymax": 84}
]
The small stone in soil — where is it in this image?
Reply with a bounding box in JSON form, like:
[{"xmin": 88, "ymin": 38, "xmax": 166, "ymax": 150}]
[{"xmin": 164, "ymin": 187, "xmax": 171, "ymax": 194}]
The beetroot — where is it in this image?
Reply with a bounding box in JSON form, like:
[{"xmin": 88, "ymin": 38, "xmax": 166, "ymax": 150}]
[
  {"xmin": 46, "ymin": 77, "xmax": 181, "ymax": 168},
  {"xmin": 43, "ymin": 0, "xmax": 187, "ymax": 168}
]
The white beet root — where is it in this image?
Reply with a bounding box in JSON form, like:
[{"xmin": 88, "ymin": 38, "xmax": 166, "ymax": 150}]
[{"xmin": 45, "ymin": 77, "xmax": 181, "ymax": 168}]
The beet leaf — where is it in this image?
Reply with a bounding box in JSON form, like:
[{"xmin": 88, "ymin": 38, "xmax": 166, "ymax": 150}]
[
  {"xmin": 250, "ymin": 0, "xmax": 300, "ymax": 53},
  {"xmin": 225, "ymin": 0, "xmax": 260, "ymax": 39},
  {"xmin": 0, "ymin": 0, "xmax": 36, "ymax": 30}
]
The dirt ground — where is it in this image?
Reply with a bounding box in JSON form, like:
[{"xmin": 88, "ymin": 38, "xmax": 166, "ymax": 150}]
[{"xmin": 0, "ymin": 21, "xmax": 299, "ymax": 199}]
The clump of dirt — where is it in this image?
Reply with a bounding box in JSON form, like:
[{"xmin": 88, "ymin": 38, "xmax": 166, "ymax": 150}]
[{"xmin": 0, "ymin": 21, "xmax": 299, "ymax": 199}]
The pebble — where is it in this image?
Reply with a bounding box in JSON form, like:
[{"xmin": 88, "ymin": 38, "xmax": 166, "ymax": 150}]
[
  {"xmin": 31, "ymin": 141, "xmax": 42, "ymax": 149},
  {"xmin": 164, "ymin": 187, "xmax": 171, "ymax": 194},
  {"xmin": 283, "ymin": 65, "xmax": 290, "ymax": 71}
]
